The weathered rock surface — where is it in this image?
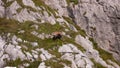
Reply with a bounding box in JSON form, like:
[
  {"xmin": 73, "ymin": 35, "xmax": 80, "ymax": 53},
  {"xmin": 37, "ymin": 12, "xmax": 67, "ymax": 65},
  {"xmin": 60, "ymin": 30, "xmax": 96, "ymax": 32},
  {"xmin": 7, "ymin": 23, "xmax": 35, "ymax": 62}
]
[
  {"xmin": 38, "ymin": 62, "xmax": 46, "ymax": 68},
  {"xmin": 75, "ymin": 35, "xmax": 116, "ymax": 68},
  {"xmin": 0, "ymin": 0, "xmax": 120, "ymax": 68},
  {"xmin": 71, "ymin": 0, "xmax": 120, "ymax": 62},
  {"xmin": 0, "ymin": 0, "xmax": 4, "ymax": 17},
  {"xmin": 43, "ymin": 0, "xmax": 120, "ymax": 62},
  {"xmin": 59, "ymin": 44, "xmax": 94, "ymax": 68},
  {"xmin": 40, "ymin": 48, "xmax": 53, "ymax": 61}
]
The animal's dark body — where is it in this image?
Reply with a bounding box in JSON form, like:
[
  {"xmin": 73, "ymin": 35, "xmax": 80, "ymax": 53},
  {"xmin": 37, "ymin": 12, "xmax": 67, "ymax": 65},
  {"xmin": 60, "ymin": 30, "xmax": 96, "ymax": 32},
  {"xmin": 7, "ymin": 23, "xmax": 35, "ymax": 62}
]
[{"xmin": 52, "ymin": 34, "xmax": 62, "ymax": 40}]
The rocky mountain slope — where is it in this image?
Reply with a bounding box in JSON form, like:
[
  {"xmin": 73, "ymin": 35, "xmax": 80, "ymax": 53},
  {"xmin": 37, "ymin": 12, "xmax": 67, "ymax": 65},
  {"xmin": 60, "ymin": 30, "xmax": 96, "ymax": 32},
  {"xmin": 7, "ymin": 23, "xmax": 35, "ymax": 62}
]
[{"xmin": 0, "ymin": 0, "xmax": 120, "ymax": 68}]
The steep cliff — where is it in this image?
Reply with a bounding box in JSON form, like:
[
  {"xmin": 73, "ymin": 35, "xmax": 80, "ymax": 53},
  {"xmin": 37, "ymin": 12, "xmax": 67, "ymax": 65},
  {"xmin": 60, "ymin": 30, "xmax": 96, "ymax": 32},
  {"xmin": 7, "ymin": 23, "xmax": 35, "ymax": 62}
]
[
  {"xmin": 0, "ymin": 0, "xmax": 120, "ymax": 68},
  {"xmin": 70, "ymin": 0, "xmax": 120, "ymax": 62}
]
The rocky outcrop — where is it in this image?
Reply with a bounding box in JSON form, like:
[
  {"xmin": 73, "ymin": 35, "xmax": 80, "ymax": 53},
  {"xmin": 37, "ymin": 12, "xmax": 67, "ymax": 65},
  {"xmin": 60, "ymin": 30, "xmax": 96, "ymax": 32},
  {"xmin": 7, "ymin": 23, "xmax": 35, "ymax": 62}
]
[
  {"xmin": 41, "ymin": 0, "xmax": 120, "ymax": 62},
  {"xmin": 69, "ymin": 0, "xmax": 120, "ymax": 62},
  {"xmin": 75, "ymin": 35, "xmax": 116, "ymax": 68},
  {"xmin": 58, "ymin": 44, "xmax": 94, "ymax": 68},
  {"xmin": 40, "ymin": 48, "xmax": 53, "ymax": 61},
  {"xmin": 0, "ymin": 0, "xmax": 120, "ymax": 67}
]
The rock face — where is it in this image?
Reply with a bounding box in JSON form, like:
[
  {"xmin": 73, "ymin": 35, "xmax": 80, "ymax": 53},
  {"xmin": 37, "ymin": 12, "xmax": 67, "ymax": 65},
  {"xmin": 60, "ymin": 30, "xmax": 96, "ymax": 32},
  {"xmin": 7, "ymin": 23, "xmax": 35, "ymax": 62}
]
[
  {"xmin": 70, "ymin": 0, "xmax": 120, "ymax": 61},
  {"xmin": 75, "ymin": 35, "xmax": 114, "ymax": 68},
  {"xmin": 42, "ymin": 0, "xmax": 120, "ymax": 62},
  {"xmin": 0, "ymin": 0, "xmax": 120, "ymax": 68}
]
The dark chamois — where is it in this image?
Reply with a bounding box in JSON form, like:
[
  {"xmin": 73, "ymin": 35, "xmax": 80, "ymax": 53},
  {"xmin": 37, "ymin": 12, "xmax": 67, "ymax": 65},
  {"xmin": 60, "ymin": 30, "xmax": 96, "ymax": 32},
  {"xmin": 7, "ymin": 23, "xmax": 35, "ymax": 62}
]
[{"xmin": 52, "ymin": 32, "xmax": 62, "ymax": 40}]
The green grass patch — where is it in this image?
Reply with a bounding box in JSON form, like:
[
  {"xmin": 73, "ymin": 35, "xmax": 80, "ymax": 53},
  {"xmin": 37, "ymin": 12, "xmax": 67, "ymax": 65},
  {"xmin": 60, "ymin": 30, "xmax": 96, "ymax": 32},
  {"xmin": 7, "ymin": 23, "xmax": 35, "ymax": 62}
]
[
  {"xmin": 6, "ymin": 58, "xmax": 21, "ymax": 67},
  {"xmin": 17, "ymin": 34, "xmax": 62, "ymax": 50},
  {"xmin": 27, "ymin": 61, "xmax": 41, "ymax": 68},
  {"xmin": 0, "ymin": 18, "xmax": 19, "ymax": 34},
  {"xmin": 59, "ymin": 59, "xmax": 71, "ymax": 66},
  {"xmin": 66, "ymin": 0, "xmax": 79, "ymax": 5},
  {"xmin": 45, "ymin": 59, "xmax": 64, "ymax": 68},
  {"xmin": 15, "ymin": 21, "xmax": 37, "ymax": 42},
  {"xmin": 0, "ymin": 18, "xmax": 63, "ymax": 51},
  {"xmin": 32, "ymin": 0, "xmax": 45, "ymax": 7},
  {"xmin": 20, "ymin": 21, "xmax": 35, "ymax": 31},
  {"xmin": 0, "ymin": 19, "xmax": 35, "ymax": 35},
  {"xmin": 6, "ymin": 56, "xmax": 41, "ymax": 68},
  {"xmin": 70, "ymin": 0, "xmax": 79, "ymax": 4},
  {"xmin": 48, "ymin": 48, "xmax": 62, "ymax": 58},
  {"xmin": 37, "ymin": 23, "xmax": 64, "ymax": 34},
  {"xmin": 37, "ymin": 38, "xmax": 63, "ymax": 50},
  {"xmin": 5, "ymin": 58, "xmax": 27, "ymax": 67},
  {"xmin": 45, "ymin": 58, "xmax": 71, "ymax": 68}
]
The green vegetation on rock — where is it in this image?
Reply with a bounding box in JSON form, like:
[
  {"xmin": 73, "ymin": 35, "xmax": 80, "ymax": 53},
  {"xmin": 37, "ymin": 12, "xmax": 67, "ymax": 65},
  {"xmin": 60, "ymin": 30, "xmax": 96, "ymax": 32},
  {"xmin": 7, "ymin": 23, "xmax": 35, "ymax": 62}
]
[
  {"xmin": 63, "ymin": 16, "xmax": 87, "ymax": 37},
  {"xmin": 89, "ymin": 38, "xmax": 120, "ymax": 66},
  {"xmin": 91, "ymin": 58, "xmax": 106, "ymax": 68},
  {"xmin": 66, "ymin": 0, "xmax": 79, "ymax": 5},
  {"xmin": 0, "ymin": 18, "xmax": 19, "ymax": 34},
  {"xmin": 37, "ymin": 23, "xmax": 64, "ymax": 34},
  {"xmin": 6, "ymin": 58, "xmax": 21, "ymax": 67},
  {"xmin": 27, "ymin": 61, "xmax": 41, "ymax": 68},
  {"xmin": 0, "ymin": 16, "xmax": 86, "ymax": 67},
  {"xmin": 45, "ymin": 58, "xmax": 71, "ymax": 68},
  {"xmin": 5, "ymin": 58, "xmax": 29, "ymax": 67},
  {"xmin": 32, "ymin": 0, "xmax": 58, "ymax": 17}
]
